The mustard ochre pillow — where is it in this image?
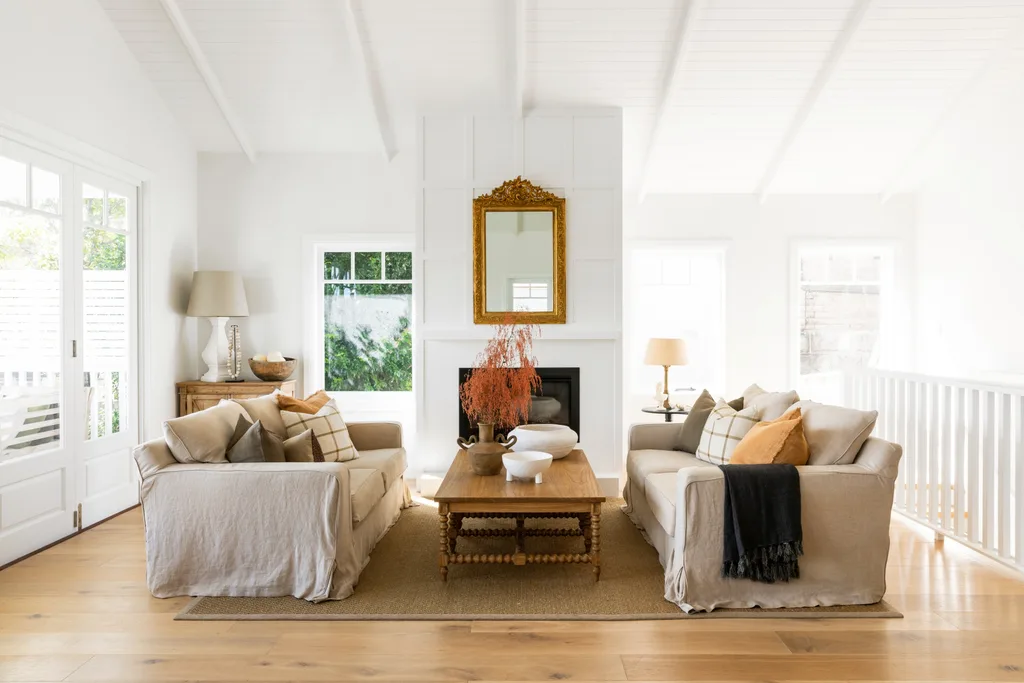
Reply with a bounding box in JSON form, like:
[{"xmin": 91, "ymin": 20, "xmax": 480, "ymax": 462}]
[
  {"xmin": 278, "ymin": 390, "xmax": 331, "ymax": 415},
  {"xmin": 730, "ymin": 408, "xmax": 809, "ymax": 466}
]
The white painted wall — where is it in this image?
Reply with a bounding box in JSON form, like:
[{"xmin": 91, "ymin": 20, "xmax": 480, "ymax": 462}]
[
  {"xmin": 914, "ymin": 60, "xmax": 1024, "ymax": 384},
  {"xmin": 628, "ymin": 194, "xmax": 917, "ymax": 396},
  {"xmin": 196, "ymin": 152, "xmax": 415, "ymax": 390},
  {"xmin": 0, "ymin": 0, "xmax": 198, "ymax": 441},
  {"xmin": 417, "ymin": 112, "xmax": 623, "ymax": 488}
]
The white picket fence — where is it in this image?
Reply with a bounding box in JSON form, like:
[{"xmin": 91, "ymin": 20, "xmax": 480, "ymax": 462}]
[
  {"xmin": 0, "ymin": 270, "xmax": 127, "ymax": 457},
  {"xmin": 847, "ymin": 369, "xmax": 1024, "ymax": 572}
]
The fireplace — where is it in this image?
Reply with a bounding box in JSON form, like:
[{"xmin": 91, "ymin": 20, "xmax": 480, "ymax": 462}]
[{"xmin": 457, "ymin": 367, "xmax": 580, "ymax": 440}]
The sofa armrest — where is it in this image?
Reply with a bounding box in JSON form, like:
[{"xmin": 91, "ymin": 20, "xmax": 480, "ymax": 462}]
[
  {"xmin": 139, "ymin": 461, "xmax": 355, "ymax": 601},
  {"xmin": 669, "ymin": 462, "xmax": 897, "ymax": 611},
  {"xmin": 133, "ymin": 438, "xmax": 176, "ymax": 479},
  {"xmin": 348, "ymin": 421, "xmax": 403, "ymax": 451},
  {"xmin": 628, "ymin": 422, "xmax": 680, "ymax": 451}
]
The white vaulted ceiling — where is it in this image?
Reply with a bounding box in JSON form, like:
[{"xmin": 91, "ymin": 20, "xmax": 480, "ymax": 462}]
[{"xmin": 97, "ymin": 0, "xmax": 1024, "ymax": 195}]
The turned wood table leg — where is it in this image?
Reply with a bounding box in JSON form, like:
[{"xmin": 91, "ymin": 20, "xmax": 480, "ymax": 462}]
[
  {"xmin": 439, "ymin": 503, "xmax": 450, "ymax": 581},
  {"xmin": 579, "ymin": 512, "xmax": 593, "ymax": 554},
  {"xmin": 591, "ymin": 503, "xmax": 601, "ymax": 581}
]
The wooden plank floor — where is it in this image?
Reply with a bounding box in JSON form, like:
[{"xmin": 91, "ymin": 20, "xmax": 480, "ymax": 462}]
[{"xmin": 2, "ymin": 508, "xmax": 1024, "ymax": 682}]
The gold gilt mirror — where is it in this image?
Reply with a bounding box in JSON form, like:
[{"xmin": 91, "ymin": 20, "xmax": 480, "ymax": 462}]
[{"xmin": 472, "ymin": 177, "xmax": 566, "ymax": 324}]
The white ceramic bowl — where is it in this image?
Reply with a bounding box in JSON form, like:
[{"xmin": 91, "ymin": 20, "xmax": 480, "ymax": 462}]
[
  {"xmin": 502, "ymin": 450, "xmax": 553, "ymax": 483},
  {"xmin": 509, "ymin": 424, "xmax": 578, "ymax": 459}
]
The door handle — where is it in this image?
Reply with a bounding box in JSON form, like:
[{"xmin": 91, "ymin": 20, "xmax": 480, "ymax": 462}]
[{"xmin": 72, "ymin": 340, "xmax": 77, "ymax": 358}]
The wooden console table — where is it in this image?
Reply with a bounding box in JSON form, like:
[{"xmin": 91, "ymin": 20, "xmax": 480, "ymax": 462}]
[
  {"xmin": 176, "ymin": 380, "xmax": 296, "ymax": 416},
  {"xmin": 433, "ymin": 448, "xmax": 606, "ymax": 581}
]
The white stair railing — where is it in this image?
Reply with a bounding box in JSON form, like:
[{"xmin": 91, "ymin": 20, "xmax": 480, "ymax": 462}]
[{"xmin": 846, "ymin": 369, "xmax": 1023, "ymax": 573}]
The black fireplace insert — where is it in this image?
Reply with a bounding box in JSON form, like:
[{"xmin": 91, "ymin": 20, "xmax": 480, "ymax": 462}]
[{"xmin": 457, "ymin": 366, "xmax": 580, "ymax": 440}]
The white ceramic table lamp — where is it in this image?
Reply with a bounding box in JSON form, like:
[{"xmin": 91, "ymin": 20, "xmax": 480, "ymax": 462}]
[
  {"xmin": 187, "ymin": 271, "xmax": 249, "ymax": 382},
  {"xmin": 644, "ymin": 338, "xmax": 688, "ymax": 409}
]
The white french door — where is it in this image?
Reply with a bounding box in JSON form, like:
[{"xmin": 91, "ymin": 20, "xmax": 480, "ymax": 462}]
[{"xmin": 0, "ymin": 137, "xmax": 139, "ymax": 565}]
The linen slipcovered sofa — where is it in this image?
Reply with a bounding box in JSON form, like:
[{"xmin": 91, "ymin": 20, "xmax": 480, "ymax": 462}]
[
  {"xmin": 624, "ymin": 401, "xmax": 903, "ymax": 613},
  {"xmin": 133, "ymin": 402, "xmax": 409, "ymax": 602}
]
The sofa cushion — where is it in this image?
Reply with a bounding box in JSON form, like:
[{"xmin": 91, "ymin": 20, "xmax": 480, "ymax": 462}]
[
  {"xmin": 219, "ymin": 400, "xmax": 285, "ymax": 462},
  {"xmin": 626, "ymin": 449, "xmax": 701, "ymax": 496},
  {"xmin": 696, "ymin": 400, "xmax": 761, "ymax": 465},
  {"xmin": 162, "ymin": 401, "xmax": 244, "ymax": 464},
  {"xmin": 730, "ymin": 408, "xmax": 809, "ymax": 466},
  {"xmin": 674, "ymin": 389, "xmax": 716, "ymax": 453},
  {"xmin": 349, "ymin": 468, "xmax": 386, "ymax": 524},
  {"xmin": 786, "ymin": 400, "xmax": 878, "ymax": 466},
  {"xmin": 282, "ymin": 429, "xmax": 324, "ymax": 463},
  {"xmin": 742, "ymin": 384, "xmax": 800, "ymax": 421},
  {"xmin": 342, "ymin": 447, "xmax": 406, "ymax": 490},
  {"xmin": 226, "ymin": 417, "xmax": 267, "ymax": 464},
  {"xmin": 232, "ymin": 391, "xmax": 288, "ymax": 440},
  {"xmin": 278, "ymin": 390, "xmax": 331, "ymax": 415},
  {"xmin": 281, "ymin": 399, "xmax": 357, "ymax": 462},
  {"xmin": 644, "ymin": 472, "xmax": 679, "ymax": 536}
]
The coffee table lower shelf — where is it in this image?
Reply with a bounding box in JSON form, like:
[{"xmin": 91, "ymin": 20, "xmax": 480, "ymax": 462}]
[{"xmin": 437, "ymin": 504, "xmax": 602, "ymax": 581}]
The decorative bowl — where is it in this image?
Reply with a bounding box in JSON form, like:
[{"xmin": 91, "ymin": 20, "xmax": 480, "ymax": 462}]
[
  {"xmin": 509, "ymin": 424, "xmax": 578, "ymax": 459},
  {"xmin": 248, "ymin": 357, "xmax": 296, "ymax": 381},
  {"xmin": 502, "ymin": 450, "xmax": 553, "ymax": 483}
]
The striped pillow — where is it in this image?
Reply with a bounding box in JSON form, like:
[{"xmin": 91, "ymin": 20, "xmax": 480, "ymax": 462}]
[
  {"xmin": 280, "ymin": 399, "xmax": 357, "ymax": 463},
  {"xmin": 696, "ymin": 400, "xmax": 761, "ymax": 465}
]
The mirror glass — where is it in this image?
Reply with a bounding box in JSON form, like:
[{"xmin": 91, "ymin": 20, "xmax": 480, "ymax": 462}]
[{"xmin": 484, "ymin": 210, "xmax": 554, "ymax": 313}]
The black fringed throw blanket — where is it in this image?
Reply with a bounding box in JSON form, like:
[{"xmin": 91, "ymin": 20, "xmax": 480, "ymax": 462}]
[{"xmin": 719, "ymin": 463, "xmax": 803, "ymax": 583}]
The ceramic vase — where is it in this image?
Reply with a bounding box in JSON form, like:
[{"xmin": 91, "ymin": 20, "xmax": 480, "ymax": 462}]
[{"xmin": 457, "ymin": 423, "xmax": 518, "ymax": 475}]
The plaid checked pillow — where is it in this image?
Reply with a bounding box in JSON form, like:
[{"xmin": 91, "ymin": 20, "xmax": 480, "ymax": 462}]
[
  {"xmin": 280, "ymin": 399, "xmax": 357, "ymax": 463},
  {"xmin": 695, "ymin": 400, "xmax": 761, "ymax": 465}
]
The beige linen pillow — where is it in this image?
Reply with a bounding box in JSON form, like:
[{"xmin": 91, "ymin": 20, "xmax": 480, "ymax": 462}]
[
  {"xmin": 696, "ymin": 400, "xmax": 761, "ymax": 465},
  {"xmin": 232, "ymin": 391, "xmax": 288, "ymax": 440},
  {"xmin": 280, "ymin": 399, "xmax": 357, "ymax": 462},
  {"xmin": 162, "ymin": 401, "xmax": 243, "ymax": 464},
  {"xmin": 786, "ymin": 400, "xmax": 878, "ymax": 466},
  {"xmin": 742, "ymin": 383, "xmax": 800, "ymax": 421}
]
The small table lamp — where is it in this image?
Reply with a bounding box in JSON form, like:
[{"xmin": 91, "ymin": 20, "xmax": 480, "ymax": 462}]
[
  {"xmin": 187, "ymin": 271, "xmax": 249, "ymax": 382},
  {"xmin": 644, "ymin": 338, "xmax": 688, "ymax": 409}
]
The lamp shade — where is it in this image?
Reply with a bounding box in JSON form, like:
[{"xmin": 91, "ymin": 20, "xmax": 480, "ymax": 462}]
[
  {"xmin": 186, "ymin": 271, "xmax": 249, "ymax": 317},
  {"xmin": 644, "ymin": 338, "xmax": 688, "ymax": 366}
]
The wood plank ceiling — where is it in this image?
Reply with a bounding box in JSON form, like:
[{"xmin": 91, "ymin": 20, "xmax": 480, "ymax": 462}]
[{"xmin": 98, "ymin": 0, "xmax": 1024, "ymax": 195}]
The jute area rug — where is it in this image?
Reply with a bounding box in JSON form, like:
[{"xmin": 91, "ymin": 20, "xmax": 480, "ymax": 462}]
[{"xmin": 177, "ymin": 501, "xmax": 901, "ymax": 621}]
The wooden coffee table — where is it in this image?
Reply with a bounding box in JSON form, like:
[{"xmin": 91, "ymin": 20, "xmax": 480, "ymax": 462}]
[{"xmin": 433, "ymin": 448, "xmax": 606, "ymax": 581}]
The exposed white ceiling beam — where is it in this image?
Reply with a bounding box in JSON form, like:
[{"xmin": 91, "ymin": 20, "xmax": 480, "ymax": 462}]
[
  {"xmin": 510, "ymin": 0, "xmax": 527, "ymax": 117},
  {"xmin": 340, "ymin": 0, "xmax": 397, "ymax": 162},
  {"xmin": 156, "ymin": 0, "xmax": 256, "ymax": 164},
  {"xmin": 638, "ymin": 0, "xmax": 706, "ymax": 202},
  {"xmin": 755, "ymin": 0, "xmax": 873, "ymax": 203},
  {"xmin": 881, "ymin": 20, "xmax": 1024, "ymax": 202}
]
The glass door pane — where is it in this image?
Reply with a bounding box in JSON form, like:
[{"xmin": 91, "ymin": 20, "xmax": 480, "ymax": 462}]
[
  {"xmin": 80, "ymin": 181, "xmax": 131, "ymax": 442},
  {"xmin": 0, "ymin": 138, "xmax": 77, "ymax": 566},
  {"xmin": 0, "ymin": 154, "xmax": 63, "ymax": 459}
]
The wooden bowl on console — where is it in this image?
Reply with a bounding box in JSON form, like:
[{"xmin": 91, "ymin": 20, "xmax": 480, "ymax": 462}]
[{"xmin": 248, "ymin": 357, "xmax": 296, "ymax": 381}]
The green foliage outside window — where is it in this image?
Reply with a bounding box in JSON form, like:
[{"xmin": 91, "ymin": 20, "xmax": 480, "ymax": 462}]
[
  {"xmin": 323, "ymin": 276, "xmax": 412, "ymax": 392},
  {"xmin": 355, "ymin": 252, "xmax": 382, "ymax": 280},
  {"xmin": 385, "ymin": 251, "xmax": 413, "ymax": 280}
]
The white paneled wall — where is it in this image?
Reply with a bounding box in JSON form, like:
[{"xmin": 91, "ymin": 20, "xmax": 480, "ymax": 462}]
[{"xmin": 415, "ymin": 111, "xmax": 623, "ymax": 490}]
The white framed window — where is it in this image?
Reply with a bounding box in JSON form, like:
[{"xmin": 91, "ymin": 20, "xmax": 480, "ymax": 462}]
[
  {"xmin": 626, "ymin": 244, "xmax": 727, "ymax": 400},
  {"xmin": 791, "ymin": 242, "xmax": 895, "ymax": 403},
  {"xmin": 305, "ymin": 238, "xmax": 414, "ymax": 425}
]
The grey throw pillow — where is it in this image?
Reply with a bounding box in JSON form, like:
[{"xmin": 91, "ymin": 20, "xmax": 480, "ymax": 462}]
[
  {"xmin": 674, "ymin": 389, "xmax": 716, "ymax": 453},
  {"xmin": 226, "ymin": 417, "xmax": 266, "ymax": 463}
]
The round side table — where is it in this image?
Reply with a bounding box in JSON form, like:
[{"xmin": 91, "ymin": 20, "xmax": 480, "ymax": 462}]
[{"xmin": 641, "ymin": 407, "xmax": 689, "ymax": 423}]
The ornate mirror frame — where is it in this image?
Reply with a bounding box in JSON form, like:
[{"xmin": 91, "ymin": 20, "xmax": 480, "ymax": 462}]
[{"xmin": 472, "ymin": 177, "xmax": 566, "ymax": 324}]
